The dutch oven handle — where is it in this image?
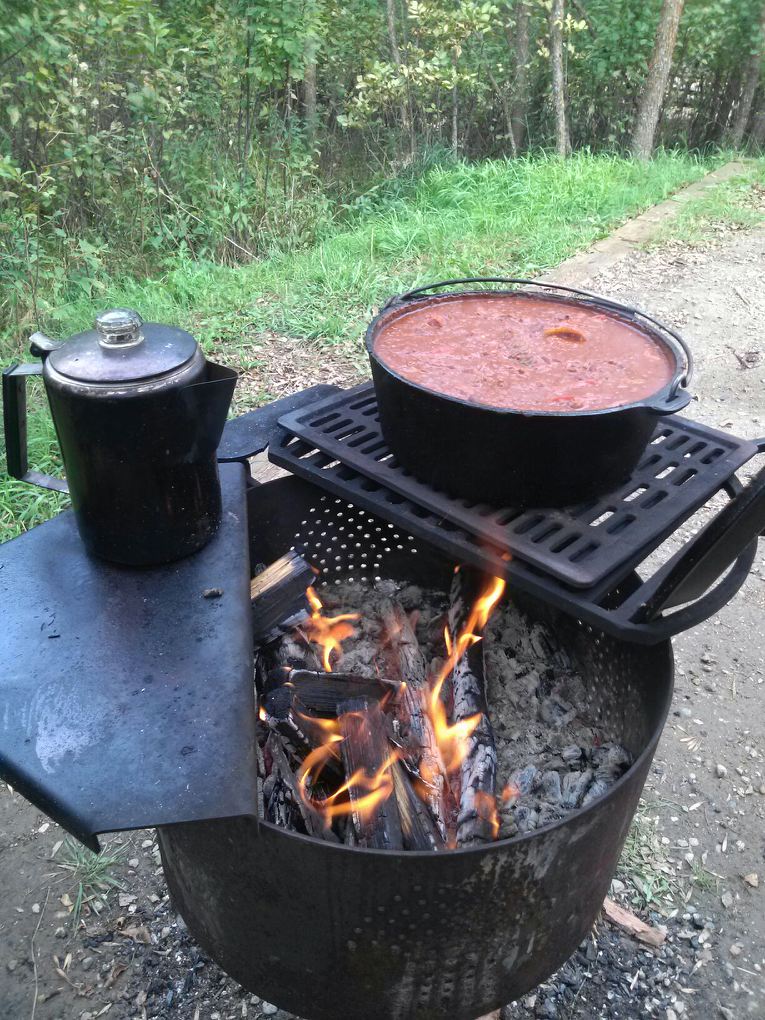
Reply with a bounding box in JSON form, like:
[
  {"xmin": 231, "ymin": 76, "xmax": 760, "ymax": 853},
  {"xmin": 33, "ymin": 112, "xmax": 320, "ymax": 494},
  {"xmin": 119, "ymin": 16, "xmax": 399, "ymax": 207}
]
[
  {"xmin": 624, "ymin": 444, "xmax": 765, "ymax": 638},
  {"xmin": 390, "ymin": 276, "xmax": 694, "ymax": 402}
]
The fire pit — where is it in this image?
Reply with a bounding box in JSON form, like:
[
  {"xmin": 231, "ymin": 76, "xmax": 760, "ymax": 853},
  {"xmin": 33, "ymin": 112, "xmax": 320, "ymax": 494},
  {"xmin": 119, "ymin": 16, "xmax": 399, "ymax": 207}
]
[
  {"xmin": 157, "ymin": 474, "xmax": 673, "ymax": 1020},
  {"xmin": 2, "ymin": 338, "xmax": 764, "ymax": 1019}
]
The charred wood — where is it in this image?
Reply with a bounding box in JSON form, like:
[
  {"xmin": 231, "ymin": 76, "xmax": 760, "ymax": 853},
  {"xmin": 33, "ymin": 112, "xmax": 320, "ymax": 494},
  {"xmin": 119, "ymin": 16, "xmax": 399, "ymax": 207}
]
[
  {"xmin": 392, "ymin": 761, "xmax": 445, "ymax": 851},
  {"xmin": 338, "ymin": 697, "xmax": 403, "ymax": 850},
  {"xmin": 250, "ymin": 551, "xmax": 314, "ymax": 645},
  {"xmin": 448, "ymin": 568, "xmax": 499, "ymax": 846},
  {"xmin": 266, "ymin": 732, "xmax": 338, "ymax": 841},
  {"xmin": 381, "ymin": 599, "xmax": 451, "ymax": 841},
  {"xmin": 261, "ymin": 686, "xmax": 343, "ymax": 781},
  {"xmin": 279, "ymin": 669, "xmax": 403, "ymax": 715}
]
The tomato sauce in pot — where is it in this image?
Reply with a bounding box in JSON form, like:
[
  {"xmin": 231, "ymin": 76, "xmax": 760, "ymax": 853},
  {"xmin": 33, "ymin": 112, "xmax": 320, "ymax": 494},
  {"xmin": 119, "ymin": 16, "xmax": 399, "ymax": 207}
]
[{"xmin": 372, "ymin": 294, "xmax": 675, "ymax": 412}]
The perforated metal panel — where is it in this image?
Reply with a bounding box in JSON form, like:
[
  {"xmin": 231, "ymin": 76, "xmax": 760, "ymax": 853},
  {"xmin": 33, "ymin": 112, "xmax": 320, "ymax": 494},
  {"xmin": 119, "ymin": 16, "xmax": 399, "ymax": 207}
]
[{"xmin": 289, "ymin": 494, "xmax": 420, "ymax": 585}]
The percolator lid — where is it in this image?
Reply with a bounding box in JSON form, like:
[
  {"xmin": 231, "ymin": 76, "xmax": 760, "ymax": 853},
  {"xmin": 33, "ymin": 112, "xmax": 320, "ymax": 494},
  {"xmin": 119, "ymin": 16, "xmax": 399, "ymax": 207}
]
[{"xmin": 47, "ymin": 308, "xmax": 198, "ymax": 384}]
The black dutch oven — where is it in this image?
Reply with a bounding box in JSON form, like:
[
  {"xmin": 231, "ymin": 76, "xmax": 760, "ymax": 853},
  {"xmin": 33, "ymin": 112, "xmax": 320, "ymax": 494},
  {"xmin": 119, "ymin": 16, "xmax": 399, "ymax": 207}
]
[{"xmin": 366, "ymin": 278, "xmax": 693, "ymax": 508}]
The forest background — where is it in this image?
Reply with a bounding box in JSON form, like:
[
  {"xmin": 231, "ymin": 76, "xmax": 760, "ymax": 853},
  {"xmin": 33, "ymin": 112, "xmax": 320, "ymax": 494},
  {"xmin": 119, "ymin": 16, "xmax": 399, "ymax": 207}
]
[{"xmin": 2, "ymin": 0, "xmax": 765, "ymax": 534}]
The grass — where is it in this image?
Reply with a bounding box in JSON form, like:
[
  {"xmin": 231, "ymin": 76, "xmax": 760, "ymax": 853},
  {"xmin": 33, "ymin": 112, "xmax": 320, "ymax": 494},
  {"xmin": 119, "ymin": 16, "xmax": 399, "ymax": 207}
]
[
  {"xmin": 618, "ymin": 799, "xmax": 682, "ymax": 912},
  {"xmin": 0, "ymin": 150, "xmax": 725, "ymax": 540},
  {"xmin": 648, "ymin": 159, "xmax": 765, "ymax": 247},
  {"xmin": 57, "ymin": 836, "xmax": 126, "ymax": 929}
]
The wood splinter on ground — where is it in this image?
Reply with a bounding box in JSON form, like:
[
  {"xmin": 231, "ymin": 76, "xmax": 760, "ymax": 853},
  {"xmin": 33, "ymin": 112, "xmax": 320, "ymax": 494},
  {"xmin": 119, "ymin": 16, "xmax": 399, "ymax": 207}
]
[{"xmin": 602, "ymin": 896, "xmax": 667, "ymax": 948}]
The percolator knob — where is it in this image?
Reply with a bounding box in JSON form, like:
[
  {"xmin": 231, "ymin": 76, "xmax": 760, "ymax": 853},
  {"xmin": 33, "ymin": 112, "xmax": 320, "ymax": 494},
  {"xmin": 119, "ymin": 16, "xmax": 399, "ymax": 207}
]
[{"xmin": 95, "ymin": 308, "xmax": 144, "ymax": 348}]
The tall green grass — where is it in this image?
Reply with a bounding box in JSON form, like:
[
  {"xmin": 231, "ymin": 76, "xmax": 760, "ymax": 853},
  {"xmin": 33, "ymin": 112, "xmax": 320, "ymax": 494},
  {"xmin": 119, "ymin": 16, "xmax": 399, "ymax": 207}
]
[
  {"xmin": 0, "ymin": 151, "xmax": 714, "ymax": 539},
  {"xmin": 7, "ymin": 151, "xmax": 709, "ymax": 355}
]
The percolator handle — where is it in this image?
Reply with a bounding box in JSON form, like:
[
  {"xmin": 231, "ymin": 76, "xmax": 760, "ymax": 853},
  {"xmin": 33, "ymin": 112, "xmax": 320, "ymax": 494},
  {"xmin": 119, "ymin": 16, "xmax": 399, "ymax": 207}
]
[{"xmin": 2, "ymin": 363, "xmax": 69, "ymax": 493}]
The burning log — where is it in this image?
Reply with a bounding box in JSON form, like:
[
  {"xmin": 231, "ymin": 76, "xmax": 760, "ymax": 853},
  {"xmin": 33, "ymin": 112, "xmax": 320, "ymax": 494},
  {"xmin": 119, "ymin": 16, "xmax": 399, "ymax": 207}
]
[
  {"xmin": 263, "ymin": 733, "xmax": 299, "ymax": 829},
  {"xmin": 261, "ymin": 687, "xmax": 343, "ymax": 782},
  {"xmin": 250, "ymin": 551, "xmax": 314, "ymax": 644},
  {"xmin": 279, "ymin": 669, "xmax": 404, "ymax": 715},
  {"xmin": 381, "ymin": 599, "xmax": 452, "ymax": 842},
  {"xmin": 447, "ymin": 568, "xmax": 502, "ymax": 846},
  {"xmin": 265, "ymin": 733, "xmax": 338, "ymax": 841},
  {"xmin": 392, "ymin": 762, "xmax": 445, "ymax": 851},
  {"xmin": 338, "ymin": 697, "xmax": 403, "ymax": 850},
  {"xmin": 261, "ymin": 686, "xmax": 318, "ymax": 762}
]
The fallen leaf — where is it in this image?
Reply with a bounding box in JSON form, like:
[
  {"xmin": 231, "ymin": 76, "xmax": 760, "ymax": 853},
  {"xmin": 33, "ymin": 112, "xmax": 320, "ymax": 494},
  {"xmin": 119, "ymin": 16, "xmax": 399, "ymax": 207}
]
[
  {"xmin": 103, "ymin": 962, "xmax": 127, "ymax": 990},
  {"xmin": 119, "ymin": 925, "xmax": 151, "ymax": 945}
]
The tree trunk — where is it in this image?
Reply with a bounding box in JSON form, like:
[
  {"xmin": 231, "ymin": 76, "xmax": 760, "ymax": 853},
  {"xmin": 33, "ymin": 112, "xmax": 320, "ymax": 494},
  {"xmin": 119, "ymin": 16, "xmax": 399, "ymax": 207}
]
[
  {"xmin": 386, "ymin": 0, "xmax": 415, "ymax": 157},
  {"xmin": 728, "ymin": 1, "xmax": 765, "ymax": 147},
  {"xmin": 549, "ymin": 0, "xmax": 570, "ymax": 156},
  {"xmin": 509, "ymin": 0, "xmax": 531, "ymax": 151},
  {"xmin": 630, "ymin": 0, "xmax": 685, "ymax": 159},
  {"xmin": 451, "ymin": 52, "xmax": 459, "ymax": 152},
  {"xmin": 303, "ymin": 46, "xmax": 318, "ymax": 143},
  {"xmin": 752, "ymin": 87, "xmax": 765, "ymax": 146}
]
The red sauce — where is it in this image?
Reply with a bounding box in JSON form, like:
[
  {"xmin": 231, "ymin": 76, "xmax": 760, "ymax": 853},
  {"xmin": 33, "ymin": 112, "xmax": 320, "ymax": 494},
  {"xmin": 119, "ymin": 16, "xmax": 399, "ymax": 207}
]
[{"xmin": 373, "ymin": 294, "xmax": 675, "ymax": 412}]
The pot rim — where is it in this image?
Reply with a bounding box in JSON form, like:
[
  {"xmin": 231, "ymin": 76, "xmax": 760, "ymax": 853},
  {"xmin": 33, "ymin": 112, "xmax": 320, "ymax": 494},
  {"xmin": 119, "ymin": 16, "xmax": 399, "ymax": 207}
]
[{"xmin": 365, "ymin": 288, "xmax": 692, "ymax": 419}]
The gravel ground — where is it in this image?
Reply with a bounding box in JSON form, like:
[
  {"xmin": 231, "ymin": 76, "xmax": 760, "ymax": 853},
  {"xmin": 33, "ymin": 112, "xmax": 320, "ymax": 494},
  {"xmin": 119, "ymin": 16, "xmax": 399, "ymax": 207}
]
[{"xmin": 1, "ymin": 216, "xmax": 763, "ymax": 1020}]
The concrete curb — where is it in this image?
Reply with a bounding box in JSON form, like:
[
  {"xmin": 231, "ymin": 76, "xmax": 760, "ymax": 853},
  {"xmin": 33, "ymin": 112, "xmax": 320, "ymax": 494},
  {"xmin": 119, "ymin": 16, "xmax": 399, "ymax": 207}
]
[{"xmin": 539, "ymin": 159, "xmax": 753, "ymax": 287}]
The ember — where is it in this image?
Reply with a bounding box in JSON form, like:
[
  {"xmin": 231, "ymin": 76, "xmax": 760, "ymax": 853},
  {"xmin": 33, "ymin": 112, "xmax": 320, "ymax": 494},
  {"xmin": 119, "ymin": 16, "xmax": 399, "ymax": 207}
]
[{"xmin": 255, "ymin": 571, "xmax": 633, "ymax": 849}]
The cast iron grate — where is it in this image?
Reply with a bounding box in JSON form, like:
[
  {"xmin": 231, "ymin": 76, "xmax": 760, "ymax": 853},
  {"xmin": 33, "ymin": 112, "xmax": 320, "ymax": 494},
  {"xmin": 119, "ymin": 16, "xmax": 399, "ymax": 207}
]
[{"xmin": 275, "ymin": 383, "xmax": 758, "ymax": 589}]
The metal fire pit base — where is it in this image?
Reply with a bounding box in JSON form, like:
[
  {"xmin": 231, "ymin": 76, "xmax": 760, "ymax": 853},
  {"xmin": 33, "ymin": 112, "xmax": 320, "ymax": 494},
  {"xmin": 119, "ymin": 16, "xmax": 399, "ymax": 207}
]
[{"xmin": 158, "ymin": 475, "xmax": 673, "ymax": 1020}]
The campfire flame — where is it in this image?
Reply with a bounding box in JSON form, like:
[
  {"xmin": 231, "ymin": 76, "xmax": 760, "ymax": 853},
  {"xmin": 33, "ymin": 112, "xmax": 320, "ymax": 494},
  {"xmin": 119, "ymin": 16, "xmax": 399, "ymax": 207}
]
[
  {"xmin": 296, "ymin": 711, "xmax": 400, "ymax": 829},
  {"xmin": 303, "ymin": 586, "xmax": 359, "ymax": 671},
  {"xmin": 474, "ymin": 790, "xmax": 500, "ymax": 840},
  {"xmin": 276, "ymin": 572, "xmax": 507, "ymax": 843},
  {"xmin": 428, "ymin": 574, "xmax": 506, "ymax": 774}
]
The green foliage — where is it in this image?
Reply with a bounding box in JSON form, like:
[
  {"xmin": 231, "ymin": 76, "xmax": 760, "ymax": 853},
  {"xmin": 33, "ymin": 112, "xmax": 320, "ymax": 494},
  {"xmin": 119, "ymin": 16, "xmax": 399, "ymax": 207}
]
[{"xmin": 1, "ymin": 0, "xmax": 763, "ymax": 538}]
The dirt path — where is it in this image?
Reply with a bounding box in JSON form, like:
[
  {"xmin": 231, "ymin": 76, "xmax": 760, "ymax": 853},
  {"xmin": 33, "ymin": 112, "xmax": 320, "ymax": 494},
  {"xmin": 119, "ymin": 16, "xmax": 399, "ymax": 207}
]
[{"xmin": 1, "ymin": 223, "xmax": 763, "ymax": 1020}]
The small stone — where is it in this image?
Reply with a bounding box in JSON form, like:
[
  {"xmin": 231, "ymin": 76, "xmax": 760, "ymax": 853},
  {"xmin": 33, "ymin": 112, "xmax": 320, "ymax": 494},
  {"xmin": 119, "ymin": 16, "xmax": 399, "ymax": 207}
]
[
  {"xmin": 7, "ymin": 960, "xmax": 17, "ymax": 972},
  {"xmin": 118, "ymin": 893, "xmax": 136, "ymax": 907},
  {"xmin": 202, "ymin": 587, "xmax": 224, "ymax": 599},
  {"xmin": 716, "ymin": 764, "xmax": 728, "ymax": 779},
  {"xmin": 82, "ymin": 956, "xmax": 93, "ymax": 972},
  {"xmin": 128, "ymin": 858, "xmax": 139, "ymax": 868},
  {"xmin": 31, "ymin": 903, "xmax": 40, "ymax": 914},
  {"xmin": 610, "ymin": 879, "xmax": 625, "ymax": 895},
  {"xmin": 691, "ymin": 913, "xmax": 705, "ymax": 930},
  {"xmin": 743, "ymin": 873, "xmax": 759, "ymax": 888},
  {"xmin": 759, "ymin": 784, "xmax": 765, "ymax": 795},
  {"xmin": 141, "ymin": 838, "xmax": 154, "ymax": 849},
  {"xmin": 536, "ymin": 999, "xmax": 558, "ymax": 1019},
  {"xmin": 719, "ymin": 1007, "xmax": 735, "ymax": 1020},
  {"xmin": 54, "ymin": 926, "xmax": 66, "ymax": 939},
  {"xmin": 729, "ymin": 943, "xmax": 743, "ymax": 957},
  {"xmin": 260, "ymin": 1003, "xmax": 278, "ymax": 1016},
  {"xmin": 721, "ymin": 891, "xmax": 734, "ymax": 909},
  {"xmin": 667, "ymin": 1009, "xmax": 678, "ymax": 1020}
]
